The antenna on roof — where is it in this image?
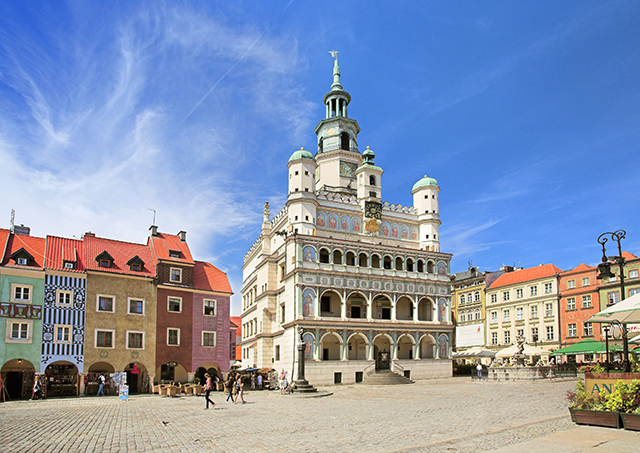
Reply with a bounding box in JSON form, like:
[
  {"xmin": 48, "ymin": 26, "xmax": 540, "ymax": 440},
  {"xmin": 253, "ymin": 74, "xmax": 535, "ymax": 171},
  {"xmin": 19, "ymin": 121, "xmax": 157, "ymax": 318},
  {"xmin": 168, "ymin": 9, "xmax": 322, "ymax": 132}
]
[
  {"xmin": 148, "ymin": 208, "xmax": 156, "ymax": 226},
  {"xmin": 468, "ymin": 255, "xmax": 473, "ymax": 269},
  {"xmin": 10, "ymin": 209, "xmax": 15, "ymax": 233}
]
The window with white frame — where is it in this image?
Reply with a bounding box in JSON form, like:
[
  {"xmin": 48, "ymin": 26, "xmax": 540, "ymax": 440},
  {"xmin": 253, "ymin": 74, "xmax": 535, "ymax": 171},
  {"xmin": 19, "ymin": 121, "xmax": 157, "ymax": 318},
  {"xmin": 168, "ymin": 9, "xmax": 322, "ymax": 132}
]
[
  {"xmin": 568, "ymin": 323, "xmax": 577, "ymax": 337},
  {"xmin": 516, "ymin": 288, "xmax": 523, "ymax": 299},
  {"xmin": 203, "ymin": 299, "xmax": 217, "ymax": 316},
  {"xmin": 202, "ymin": 331, "xmax": 216, "ymax": 347},
  {"xmin": 504, "ymin": 331, "xmax": 511, "ymax": 344},
  {"xmin": 459, "ymin": 295, "xmax": 464, "ymax": 305},
  {"xmin": 170, "ymin": 268, "xmax": 182, "ymax": 283},
  {"xmin": 491, "ymin": 332, "xmax": 498, "ymax": 345},
  {"xmin": 531, "ymin": 327, "xmax": 539, "ymax": 342},
  {"xmin": 609, "ymin": 275, "xmax": 617, "ymax": 282},
  {"xmin": 128, "ymin": 298, "xmax": 144, "ymax": 315},
  {"xmin": 95, "ymin": 329, "xmax": 114, "ymax": 348},
  {"xmin": 567, "ymin": 280, "xmax": 575, "ymax": 289},
  {"xmin": 467, "ymin": 294, "xmax": 473, "ymax": 303},
  {"xmin": 474, "ymin": 291, "xmax": 480, "ymax": 301},
  {"xmin": 491, "ymin": 311, "xmax": 497, "ymax": 324},
  {"xmin": 516, "ymin": 307, "xmax": 524, "ymax": 320},
  {"xmin": 630, "ymin": 269, "xmax": 639, "ymax": 279},
  {"xmin": 127, "ymin": 331, "xmax": 144, "ymax": 349},
  {"xmin": 167, "ymin": 328, "xmax": 180, "ymax": 346},
  {"xmin": 502, "ymin": 291, "xmax": 510, "ymax": 301},
  {"xmin": 582, "ymin": 295, "xmax": 592, "ymax": 308},
  {"xmin": 530, "ymin": 286, "xmax": 538, "ymax": 297},
  {"xmin": 503, "ymin": 309, "xmax": 510, "ymax": 322},
  {"xmin": 583, "ymin": 322, "xmax": 593, "ymax": 336},
  {"xmin": 530, "ymin": 305, "xmax": 538, "ymax": 319},
  {"xmin": 567, "ymin": 297, "xmax": 576, "ymax": 310},
  {"xmin": 544, "ymin": 283, "xmax": 553, "ymax": 294},
  {"xmin": 582, "ymin": 277, "xmax": 590, "ymax": 286},
  {"xmin": 168, "ymin": 297, "xmax": 182, "ymax": 313},
  {"xmin": 460, "ymin": 312, "xmax": 466, "ymax": 322},
  {"xmin": 630, "ymin": 288, "xmax": 640, "ymax": 297},
  {"xmin": 517, "ymin": 329, "xmax": 524, "ymax": 338},
  {"xmin": 97, "ymin": 295, "xmax": 115, "ymax": 312},
  {"xmin": 475, "ymin": 309, "xmax": 481, "ymax": 320},
  {"xmin": 55, "ymin": 325, "xmax": 72, "ymax": 343},
  {"xmin": 17, "ymin": 257, "xmax": 28, "ymax": 265},
  {"xmin": 57, "ymin": 290, "xmax": 73, "ymax": 306},
  {"xmin": 12, "ymin": 284, "xmax": 32, "ymax": 302},
  {"xmin": 546, "ymin": 326, "xmax": 554, "ymax": 341},
  {"xmin": 490, "ymin": 294, "xmax": 497, "ymax": 304},
  {"xmin": 545, "ymin": 303, "xmax": 554, "ymax": 317},
  {"xmin": 608, "ymin": 292, "xmax": 619, "ymax": 305},
  {"xmin": 10, "ymin": 322, "xmax": 29, "ymax": 340}
]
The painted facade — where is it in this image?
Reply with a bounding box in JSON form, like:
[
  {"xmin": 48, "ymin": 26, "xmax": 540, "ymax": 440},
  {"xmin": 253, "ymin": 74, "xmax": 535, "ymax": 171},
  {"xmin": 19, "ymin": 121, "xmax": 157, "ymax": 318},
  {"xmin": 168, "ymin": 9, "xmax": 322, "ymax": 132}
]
[
  {"xmin": 485, "ymin": 264, "xmax": 562, "ymax": 354},
  {"xmin": 241, "ymin": 57, "xmax": 454, "ymax": 386},
  {"xmin": 0, "ymin": 227, "xmax": 45, "ymax": 399}
]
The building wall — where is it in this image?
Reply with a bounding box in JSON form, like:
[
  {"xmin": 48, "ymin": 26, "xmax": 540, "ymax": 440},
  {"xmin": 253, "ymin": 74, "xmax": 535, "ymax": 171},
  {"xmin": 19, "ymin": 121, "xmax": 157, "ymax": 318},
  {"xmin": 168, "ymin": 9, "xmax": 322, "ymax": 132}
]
[
  {"xmin": 84, "ymin": 272, "xmax": 157, "ymax": 377},
  {"xmin": 558, "ymin": 267, "xmax": 600, "ymax": 348},
  {"xmin": 156, "ymin": 287, "xmax": 193, "ymax": 374},
  {"xmin": 191, "ymin": 291, "xmax": 231, "ymax": 375}
]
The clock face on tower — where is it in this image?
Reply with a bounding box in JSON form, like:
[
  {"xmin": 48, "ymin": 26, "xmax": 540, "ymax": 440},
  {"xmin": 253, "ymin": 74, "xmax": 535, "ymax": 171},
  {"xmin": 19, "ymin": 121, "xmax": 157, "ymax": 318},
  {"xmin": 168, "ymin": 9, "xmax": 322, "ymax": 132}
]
[
  {"xmin": 339, "ymin": 161, "xmax": 357, "ymax": 178},
  {"xmin": 364, "ymin": 201, "xmax": 382, "ymax": 220}
]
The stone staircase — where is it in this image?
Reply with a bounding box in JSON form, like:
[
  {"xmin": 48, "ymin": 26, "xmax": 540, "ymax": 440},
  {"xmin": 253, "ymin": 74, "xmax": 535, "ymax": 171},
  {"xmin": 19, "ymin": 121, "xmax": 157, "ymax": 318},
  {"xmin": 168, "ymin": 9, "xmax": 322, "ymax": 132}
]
[{"xmin": 362, "ymin": 370, "xmax": 414, "ymax": 385}]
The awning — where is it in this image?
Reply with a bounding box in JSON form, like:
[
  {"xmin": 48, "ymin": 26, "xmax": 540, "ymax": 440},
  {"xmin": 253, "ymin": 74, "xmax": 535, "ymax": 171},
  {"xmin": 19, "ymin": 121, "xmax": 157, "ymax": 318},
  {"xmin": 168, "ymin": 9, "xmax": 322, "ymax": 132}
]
[
  {"xmin": 495, "ymin": 344, "xmax": 550, "ymax": 358},
  {"xmin": 588, "ymin": 292, "xmax": 640, "ymax": 324},
  {"xmin": 452, "ymin": 347, "xmax": 496, "ymax": 359},
  {"xmin": 549, "ymin": 339, "xmax": 623, "ymax": 356}
]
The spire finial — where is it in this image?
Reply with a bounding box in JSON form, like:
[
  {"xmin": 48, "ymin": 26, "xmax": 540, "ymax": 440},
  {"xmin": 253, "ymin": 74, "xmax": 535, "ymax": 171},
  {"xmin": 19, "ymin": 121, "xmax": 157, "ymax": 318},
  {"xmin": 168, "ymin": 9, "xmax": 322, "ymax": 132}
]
[{"xmin": 329, "ymin": 50, "xmax": 342, "ymax": 91}]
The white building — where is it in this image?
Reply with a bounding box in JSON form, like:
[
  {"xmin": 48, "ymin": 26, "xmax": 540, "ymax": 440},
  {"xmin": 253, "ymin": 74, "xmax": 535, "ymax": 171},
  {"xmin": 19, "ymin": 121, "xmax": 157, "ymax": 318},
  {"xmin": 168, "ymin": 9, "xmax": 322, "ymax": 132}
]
[{"xmin": 241, "ymin": 56, "xmax": 454, "ymax": 385}]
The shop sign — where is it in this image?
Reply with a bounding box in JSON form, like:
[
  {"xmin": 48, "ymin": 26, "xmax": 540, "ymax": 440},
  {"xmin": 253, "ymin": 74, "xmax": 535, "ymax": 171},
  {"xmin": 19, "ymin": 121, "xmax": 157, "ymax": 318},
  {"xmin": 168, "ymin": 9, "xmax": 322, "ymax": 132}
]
[
  {"xmin": 119, "ymin": 385, "xmax": 129, "ymax": 400},
  {"xmin": 586, "ymin": 378, "xmax": 632, "ymax": 395}
]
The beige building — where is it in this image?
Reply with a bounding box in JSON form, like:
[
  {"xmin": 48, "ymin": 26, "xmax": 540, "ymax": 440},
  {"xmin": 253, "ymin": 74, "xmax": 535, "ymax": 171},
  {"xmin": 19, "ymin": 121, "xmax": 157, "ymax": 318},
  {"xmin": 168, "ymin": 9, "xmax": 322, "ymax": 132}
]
[
  {"xmin": 485, "ymin": 264, "xmax": 562, "ymax": 355},
  {"xmin": 241, "ymin": 57, "xmax": 454, "ymax": 386}
]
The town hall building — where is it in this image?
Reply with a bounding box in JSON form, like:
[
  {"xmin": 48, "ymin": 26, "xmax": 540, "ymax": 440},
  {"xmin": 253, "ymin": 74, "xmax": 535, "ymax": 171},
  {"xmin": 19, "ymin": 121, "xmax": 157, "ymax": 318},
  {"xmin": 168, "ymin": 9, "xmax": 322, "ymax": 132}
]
[{"xmin": 241, "ymin": 55, "xmax": 454, "ymax": 385}]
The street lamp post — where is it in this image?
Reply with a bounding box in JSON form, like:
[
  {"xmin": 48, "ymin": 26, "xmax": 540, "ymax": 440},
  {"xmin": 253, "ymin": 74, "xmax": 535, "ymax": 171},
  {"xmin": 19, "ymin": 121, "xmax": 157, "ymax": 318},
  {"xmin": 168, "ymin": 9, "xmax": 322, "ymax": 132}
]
[
  {"xmin": 596, "ymin": 230, "xmax": 629, "ymax": 373},
  {"xmin": 603, "ymin": 325, "xmax": 610, "ymax": 372}
]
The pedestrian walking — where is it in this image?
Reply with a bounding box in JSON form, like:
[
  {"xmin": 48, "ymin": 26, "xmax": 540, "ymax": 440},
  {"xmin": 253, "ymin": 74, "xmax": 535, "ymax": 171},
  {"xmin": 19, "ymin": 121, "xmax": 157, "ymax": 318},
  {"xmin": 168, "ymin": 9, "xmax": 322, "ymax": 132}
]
[
  {"xmin": 257, "ymin": 373, "xmax": 263, "ymax": 389},
  {"xmin": 226, "ymin": 375, "xmax": 235, "ymax": 403},
  {"xmin": 232, "ymin": 375, "xmax": 239, "ymax": 403},
  {"xmin": 97, "ymin": 374, "xmax": 106, "ymax": 396},
  {"xmin": 235, "ymin": 376, "xmax": 246, "ymax": 404},
  {"xmin": 476, "ymin": 363, "xmax": 483, "ymax": 379},
  {"xmin": 204, "ymin": 373, "xmax": 215, "ymax": 410},
  {"xmin": 251, "ymin": 374, "xmax": 256, "ymax": 390}
]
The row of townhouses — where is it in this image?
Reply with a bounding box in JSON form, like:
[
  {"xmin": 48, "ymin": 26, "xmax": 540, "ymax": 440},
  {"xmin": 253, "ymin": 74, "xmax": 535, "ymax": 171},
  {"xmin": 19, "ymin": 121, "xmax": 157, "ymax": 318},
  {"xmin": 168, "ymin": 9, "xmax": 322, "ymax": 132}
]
[
  {"xmin": 452, "ymin": 253, "xmax": 640, "ymax": 356},
  {"xmin": 0, "ymin": 225, "xmax": 233, "ymax": 400}
]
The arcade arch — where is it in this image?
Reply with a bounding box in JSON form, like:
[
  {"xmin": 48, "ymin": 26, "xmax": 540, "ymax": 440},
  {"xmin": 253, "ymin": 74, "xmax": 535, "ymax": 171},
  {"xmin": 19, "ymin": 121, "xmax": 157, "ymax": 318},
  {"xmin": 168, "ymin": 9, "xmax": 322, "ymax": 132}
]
[
  {"xmin": 396, "ymin": 296, "xmax": 414, "ymax": 320},
  {"xmin": 320, "ymin": 332, "xmax": 342, "ymax": 361},
  {"xmin": 417, "ymin": 297, "xmax": 434, "ymax": 321},
  {"xmin": 397, "ymin": 334, "xmax": 415, "ymax": 360},
  {"xmin": 346, "ymin": 292, "xmax": 367, "ymax": 319},
  {"xmin": 419, "ymin": 334, "xmax": 436, "ymax": 359},
  {"xmin": 320, "ymin": 290, "xmax": 342, "ymax": 318},
  {"xmin": 347, "ymin": 333, "xmax": 368, "ymax": 360}
]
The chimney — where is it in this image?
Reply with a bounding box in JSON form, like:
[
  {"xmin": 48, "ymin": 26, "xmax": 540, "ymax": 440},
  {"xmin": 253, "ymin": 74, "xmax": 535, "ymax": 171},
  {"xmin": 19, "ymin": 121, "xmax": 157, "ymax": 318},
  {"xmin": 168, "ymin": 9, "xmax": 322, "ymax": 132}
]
[
  {"xmin": 83, "ymin": 231, "xmax": 95, "ymax": 238},
  {"xmin": 500, "ymin": 265, "xmax": 514, "ymax": 273},
  {"xmin": 178, "ymin": 231, "xmax": 187, "ymax": 242},
  {"xmin": 150, "ymin": 225, "xmax": 158, "ymax": 237},
  {"xmin": 14, "ymin": 224, "xmax": 30, "ymax": 236}
]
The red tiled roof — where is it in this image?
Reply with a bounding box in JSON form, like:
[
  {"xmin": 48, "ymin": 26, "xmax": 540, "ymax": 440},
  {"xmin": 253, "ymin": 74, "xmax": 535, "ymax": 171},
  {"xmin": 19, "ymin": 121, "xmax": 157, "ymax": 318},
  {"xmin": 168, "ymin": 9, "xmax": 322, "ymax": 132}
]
[
  {"xmin": 149, "ymin": 232, "xmax": 194, "ymax": 264},
  {"xmin": 559, "ymin": 263, "xmax": 594, "ymax": 276},
  {"xmin": 45, "ymin": 236, "xmax": 85, "ymax": 272},
  {"xmin": 623, "ymin": 251, "xmax": 638, "ymax": 260},
  {"xmin": 490, "ymin": 263, "xmax": 563, "ymax": 289},
  {"xmin": 0, "ymin": 229, "xmax": 10, "ymax": 262},
  {"xmin": 230, "ymin": 316, "xmax": 242, "ymax": 335},
  {"xmin": 83, "ymin": 235, "xmax": 156, "ymax": 277},
  {"xmin": 193, "ymin": 261, "xmax": 232, "ymax": 294},
  {"xmin": 1, "ymin": 230, "xmax": 46, "ymax": 268}
]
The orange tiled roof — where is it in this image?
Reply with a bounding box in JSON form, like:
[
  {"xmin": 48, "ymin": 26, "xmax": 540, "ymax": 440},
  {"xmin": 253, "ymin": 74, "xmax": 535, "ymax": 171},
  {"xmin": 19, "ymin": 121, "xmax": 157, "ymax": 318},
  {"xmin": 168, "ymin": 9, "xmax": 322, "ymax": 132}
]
[
  {"xmin": 45, "ymin": 236, "xmax": 85, "ymax": 272},
  {"xmin": 0, "ymin": 229, "xmax": 10, "ymax": 262},
  {"xmin": 1, "ymin": 230, "xmax": 46, "ymax": 268},
  {"xmin": 193, "ymin": 261, "xmax": 232, "ymax": 294},
  {"xmin": 490, "ymin": 263, "xmax": 563, "ymax": 289},
  {"xmin": 149, "ymin": 232, "xmax": 194, "ymax": 264},
  {"xmin": 559, "ymin": 263, "xmax": 594, "ymax": 276},
  {"xmin": 622, "ymin": 251, "xmax": 638, "ymax": 260},
  {"xmin": 230, "ymin": 316, "xmax": 242, "ymax": 334},
  {"xmin": 83, "ymin": 235, "xmax": 156, "ymax": 277}
]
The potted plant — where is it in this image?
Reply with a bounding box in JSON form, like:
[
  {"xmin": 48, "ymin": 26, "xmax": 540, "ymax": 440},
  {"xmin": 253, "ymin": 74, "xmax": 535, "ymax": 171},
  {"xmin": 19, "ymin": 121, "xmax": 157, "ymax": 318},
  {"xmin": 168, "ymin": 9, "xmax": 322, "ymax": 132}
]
[
  {"xmin": 618, "ymin": 379, "xmax": 640, "ymax": 431},
  {"xmin": 567, "ymin": 379, "xmax": 621, "ymax": 428}
]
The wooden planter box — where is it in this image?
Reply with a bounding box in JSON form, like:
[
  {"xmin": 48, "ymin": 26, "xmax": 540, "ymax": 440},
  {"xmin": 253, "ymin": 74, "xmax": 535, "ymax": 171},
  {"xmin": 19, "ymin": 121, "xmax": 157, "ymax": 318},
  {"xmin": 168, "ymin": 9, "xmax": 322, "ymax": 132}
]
[
  {"xmin": 571, "ymin": 408, "xmax": 621, "ymax": 429},
  {"xmin": 621, "ymin": 413, "xmax": 640, "ymax": 431}
]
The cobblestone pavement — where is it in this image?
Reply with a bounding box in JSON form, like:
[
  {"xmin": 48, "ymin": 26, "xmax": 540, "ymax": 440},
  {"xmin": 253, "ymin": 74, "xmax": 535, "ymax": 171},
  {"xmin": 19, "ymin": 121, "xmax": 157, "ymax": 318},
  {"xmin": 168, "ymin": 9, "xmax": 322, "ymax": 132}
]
[{"xmin": 0, "ymin": 377, "xmax": 637, "ymax": 452}]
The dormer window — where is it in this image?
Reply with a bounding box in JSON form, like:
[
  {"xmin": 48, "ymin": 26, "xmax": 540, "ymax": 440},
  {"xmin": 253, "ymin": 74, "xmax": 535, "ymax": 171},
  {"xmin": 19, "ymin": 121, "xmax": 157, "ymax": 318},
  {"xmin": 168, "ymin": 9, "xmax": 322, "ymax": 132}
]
[
  {"xmin": 10, "ymin": 248, "xmax": 34, "ymax": 266},
  {"xmin": 64, "ymin": 261, "xmax": 74, "ymax": 269},
  {"xmin": 127, "ymin": 255, "xmax": 145, "ymax": 272},
  {"xmin": 95, "ymin": 251, "xmax": 115, "ymax": 269},
  {"xmin": 170, "ymin": 268, "xmax": 182, "ymax": 283},
  {"xmin": 169, "ymin": 250, "xmax": 181, "ymax": 258},
  {"xmin": 17, "ymin": 258, "xmax": 28, "ymax": 265}
]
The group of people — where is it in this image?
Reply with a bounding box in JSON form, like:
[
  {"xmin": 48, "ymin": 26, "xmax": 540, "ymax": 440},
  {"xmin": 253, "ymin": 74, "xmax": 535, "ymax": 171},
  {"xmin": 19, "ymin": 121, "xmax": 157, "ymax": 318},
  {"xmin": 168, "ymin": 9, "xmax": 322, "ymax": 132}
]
[{"xmin": 202, "ymin": 372, "xmax": 247, "ymax": 409}]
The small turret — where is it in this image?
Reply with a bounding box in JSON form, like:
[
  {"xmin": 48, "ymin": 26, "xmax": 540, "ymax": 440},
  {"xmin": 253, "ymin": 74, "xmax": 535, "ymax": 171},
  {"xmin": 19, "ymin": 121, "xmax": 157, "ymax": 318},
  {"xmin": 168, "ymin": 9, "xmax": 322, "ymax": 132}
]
[
  {"xmin": 286, "ymin": 147, "xmax": 318, "ymax": 235},
  {"xmin": 412, "ymin": 175, "xmax": 441, "ymax": 252}
]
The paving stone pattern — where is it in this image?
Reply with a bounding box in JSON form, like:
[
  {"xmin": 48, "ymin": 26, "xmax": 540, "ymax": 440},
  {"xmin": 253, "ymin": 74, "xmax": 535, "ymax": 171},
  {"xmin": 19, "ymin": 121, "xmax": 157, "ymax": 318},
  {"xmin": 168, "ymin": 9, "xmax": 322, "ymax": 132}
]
[{"xmin": 0, "ymin": 378, "xmax": 583, "ymax": 452}]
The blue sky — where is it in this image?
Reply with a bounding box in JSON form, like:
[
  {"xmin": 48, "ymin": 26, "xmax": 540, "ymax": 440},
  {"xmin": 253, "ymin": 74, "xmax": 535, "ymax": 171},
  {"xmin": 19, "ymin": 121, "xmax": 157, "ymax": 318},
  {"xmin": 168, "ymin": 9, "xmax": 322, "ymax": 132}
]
[{"xmin": 1, "ymin": 1, "xmax": 639, "ymax": 315}]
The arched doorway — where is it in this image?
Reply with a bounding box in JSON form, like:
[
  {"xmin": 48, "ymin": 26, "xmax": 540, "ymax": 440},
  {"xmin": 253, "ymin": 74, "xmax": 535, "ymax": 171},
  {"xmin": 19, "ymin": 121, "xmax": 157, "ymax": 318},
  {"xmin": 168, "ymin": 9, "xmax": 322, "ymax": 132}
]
[
  {"xmin": 396, "ymin": 296, "xmax": 414, "ymax": 321},
  {"xmin": 1, "ymin": 359, "xmax": 35, "ymax": 400},
  {"xmin": 346, "ymin": 292, "xmax": 367, "ymax": 319},
  {"xmin": 196, "ymin": 363, "xmax": 221, "ymax": 385},
  {"xmin": 347, "ymin": 333, "xmax": 368, "ymax": 360},
  {"xmin": 419, "ymin": 335, "xmax": 436, "ymax": 359},
  {"xmin": 44, "ymin": 361, "xmax": 78, "ymax": 397},
  {"xmin": 373, "ymin": 335, "xmax": 392, "ymax": 370},
  {"xmin": 87, "ymin": 362, "xmax": 116, "ymax": 396},
  {"xmin": 320, "ymin": 333, "xmax": 342, "ymax": 361},
  {"xmin": 373, "ymin": 295, "xmax": 392, "ymax": 320},
  {"xmin": 124, "ymin": 362, "xmax": 149, "ymax": 394},
  {"xmin": 156, "ymin": 362, "xmax": 189, "ymax": 384}
]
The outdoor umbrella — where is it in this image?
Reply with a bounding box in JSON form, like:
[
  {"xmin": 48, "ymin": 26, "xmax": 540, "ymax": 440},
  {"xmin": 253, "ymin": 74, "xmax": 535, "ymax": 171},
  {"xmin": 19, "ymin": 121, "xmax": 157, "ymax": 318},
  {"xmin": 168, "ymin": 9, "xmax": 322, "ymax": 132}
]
[
  {"xmin": 588, "ymin": 292, "xmax": 640, "ymax": 324},
  {"xmin": 549, "ymin": 339, "xmax": 622, "ymax": 357},
  {"xmin": 495, "ymin": 344, "xmax": 550, "ymax": 358},
  {"xmin": 452, "ymin": 347, "xmax": 496, "ymax": 359}
]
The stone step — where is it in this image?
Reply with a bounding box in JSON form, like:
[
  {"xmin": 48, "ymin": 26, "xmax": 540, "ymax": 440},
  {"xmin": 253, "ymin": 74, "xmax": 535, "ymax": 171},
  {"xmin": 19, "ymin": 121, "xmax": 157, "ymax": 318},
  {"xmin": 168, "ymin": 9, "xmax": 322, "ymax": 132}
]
[{"xmin": 362, "ymin": 370, "xmax": 414, "ymax": 385}]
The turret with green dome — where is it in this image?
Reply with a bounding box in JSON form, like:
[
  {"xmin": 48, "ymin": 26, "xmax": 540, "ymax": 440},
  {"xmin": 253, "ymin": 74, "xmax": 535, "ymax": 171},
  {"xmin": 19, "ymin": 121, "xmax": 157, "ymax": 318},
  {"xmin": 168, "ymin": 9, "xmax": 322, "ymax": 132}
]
[{"xmin": 412, "ymin": 175, "xmax": 439, "ymax": 192}]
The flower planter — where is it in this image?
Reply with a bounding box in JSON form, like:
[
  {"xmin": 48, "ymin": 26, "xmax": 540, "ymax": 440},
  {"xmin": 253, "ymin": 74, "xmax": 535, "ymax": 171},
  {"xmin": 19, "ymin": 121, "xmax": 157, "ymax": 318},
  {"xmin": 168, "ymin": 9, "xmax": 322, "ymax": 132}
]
[
  {"xmin": 620, "ymin": 413, "xmax": 640, "ymax": 431},
  {"xmin": 571, "ymin": 408, "xmax": 621, "ymax": 429}
]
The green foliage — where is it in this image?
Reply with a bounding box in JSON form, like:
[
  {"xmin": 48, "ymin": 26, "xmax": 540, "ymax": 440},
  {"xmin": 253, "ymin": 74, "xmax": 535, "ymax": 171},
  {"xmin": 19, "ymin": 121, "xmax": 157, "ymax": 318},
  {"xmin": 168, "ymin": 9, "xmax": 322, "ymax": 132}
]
[
  {"xmin": 194, "ymin": 377, "xmax": 200, "ymax": 385},
  {"xmin": 569, "ymin": 378, "xmax": 640, "ymax": 413}
]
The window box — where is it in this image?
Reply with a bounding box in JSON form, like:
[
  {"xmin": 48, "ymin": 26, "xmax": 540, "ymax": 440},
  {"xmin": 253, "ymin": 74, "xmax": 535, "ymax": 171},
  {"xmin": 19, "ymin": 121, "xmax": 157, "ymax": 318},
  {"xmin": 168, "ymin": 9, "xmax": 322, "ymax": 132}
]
[
  {"xmin": 621, "ymin": 412, "xmax": 640, "ymax": 431},
  {"xmin": 570, "ymin": 408, "xmax": 621, "ymax": 429}
]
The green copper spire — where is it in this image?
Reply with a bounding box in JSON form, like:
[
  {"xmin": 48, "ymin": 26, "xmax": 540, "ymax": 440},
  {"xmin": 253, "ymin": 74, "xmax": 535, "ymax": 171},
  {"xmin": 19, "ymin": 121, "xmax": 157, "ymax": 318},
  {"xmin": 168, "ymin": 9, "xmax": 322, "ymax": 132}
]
[{"xmin": 329, "ymin": 50, "xmax": 343, "ymax": 91}]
